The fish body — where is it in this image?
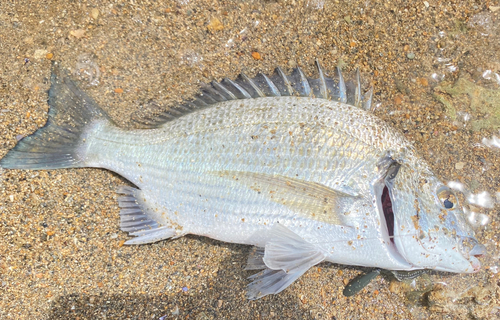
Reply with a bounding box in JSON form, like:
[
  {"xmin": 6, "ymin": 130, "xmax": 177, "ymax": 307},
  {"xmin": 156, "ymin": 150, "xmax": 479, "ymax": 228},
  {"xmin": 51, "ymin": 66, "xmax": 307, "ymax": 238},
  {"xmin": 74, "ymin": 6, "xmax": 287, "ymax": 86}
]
[{"xmin": 0, "ymin": 61, "xmax": 484, "ymax": 299}]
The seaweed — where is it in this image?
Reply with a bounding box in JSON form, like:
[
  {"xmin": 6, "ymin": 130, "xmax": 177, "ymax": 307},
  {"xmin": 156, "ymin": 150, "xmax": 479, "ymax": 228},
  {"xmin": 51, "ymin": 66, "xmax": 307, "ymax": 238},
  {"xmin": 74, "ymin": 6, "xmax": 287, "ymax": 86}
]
[{"xmin": 434, "ymin": 77, "xmax": 500, "ymax": 131}]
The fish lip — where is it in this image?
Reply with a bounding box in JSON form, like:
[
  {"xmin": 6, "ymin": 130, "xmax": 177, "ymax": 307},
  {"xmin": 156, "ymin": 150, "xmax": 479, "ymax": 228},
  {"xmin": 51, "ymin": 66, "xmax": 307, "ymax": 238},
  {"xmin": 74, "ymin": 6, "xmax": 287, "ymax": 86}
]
[
  {"xmin": 469, "ymin": 243, "xmax": 487, "ymax": 257},
  {"xmin": 469, "ymin": 255, "xmax": 482, "ymax": 273}
]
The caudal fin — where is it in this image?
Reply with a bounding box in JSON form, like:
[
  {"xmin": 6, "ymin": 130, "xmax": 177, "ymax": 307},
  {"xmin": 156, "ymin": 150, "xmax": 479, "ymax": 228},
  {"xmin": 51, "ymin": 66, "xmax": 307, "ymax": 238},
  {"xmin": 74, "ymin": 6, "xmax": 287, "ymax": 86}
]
[{"xmin": 0, "ymin": 62, "xmax": 111, "ymax": 170}]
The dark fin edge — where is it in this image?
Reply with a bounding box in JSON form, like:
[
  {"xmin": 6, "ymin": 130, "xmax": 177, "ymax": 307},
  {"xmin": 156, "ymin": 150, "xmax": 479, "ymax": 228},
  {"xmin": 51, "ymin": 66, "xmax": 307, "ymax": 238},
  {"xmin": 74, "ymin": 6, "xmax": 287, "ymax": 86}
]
[
  {"xmin": 134, "ymin": 60, "xmax": 374, "ymax": 128},
  {"xmin": 0, "ymin": 62, "xmax": 111, "ymax": 170},
  {"xmin": 117, "ymin": 186, "xmax": 176, "ymax": 245}
]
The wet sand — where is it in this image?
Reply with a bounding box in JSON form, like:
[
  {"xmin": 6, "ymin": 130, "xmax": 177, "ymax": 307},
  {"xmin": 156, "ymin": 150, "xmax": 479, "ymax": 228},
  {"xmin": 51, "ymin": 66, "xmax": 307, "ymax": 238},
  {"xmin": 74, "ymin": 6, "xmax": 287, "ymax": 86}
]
[{"xmin": 1, "ymin": 1, "xmax": 499, "ymax": 319}]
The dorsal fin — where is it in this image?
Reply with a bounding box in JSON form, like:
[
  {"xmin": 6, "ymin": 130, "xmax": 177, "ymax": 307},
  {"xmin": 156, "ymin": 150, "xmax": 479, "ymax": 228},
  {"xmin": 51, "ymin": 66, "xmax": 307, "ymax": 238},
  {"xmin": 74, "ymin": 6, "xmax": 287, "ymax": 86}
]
[{"xmin": 133, "ymin": 62, "xmax": 374, "ymax": 128}]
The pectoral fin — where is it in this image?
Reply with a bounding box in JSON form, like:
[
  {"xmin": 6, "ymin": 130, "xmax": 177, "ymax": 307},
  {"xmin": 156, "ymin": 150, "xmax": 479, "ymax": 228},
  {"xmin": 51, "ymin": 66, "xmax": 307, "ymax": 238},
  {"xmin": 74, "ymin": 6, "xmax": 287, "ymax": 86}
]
[
  {"xmin": 215, "ymin": 171, "xmax": 357, "ymax": 225},
  {"xmin": 247, "ymin": 224, "xmax": 326, "ymax": 300}
]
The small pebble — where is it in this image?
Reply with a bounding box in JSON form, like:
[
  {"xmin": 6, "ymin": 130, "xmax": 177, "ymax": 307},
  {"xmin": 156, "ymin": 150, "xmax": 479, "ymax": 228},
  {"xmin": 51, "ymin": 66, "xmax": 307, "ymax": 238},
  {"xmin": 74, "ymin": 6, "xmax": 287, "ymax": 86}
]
[
  {"xmin": 394, "ymin": 95, "xmax": 403, "ymax": 105},
  {"xmin": 407, "ymin": 52, "xmax": 415, "ymax": 59},
  {"xmin": 207, "ymin": 18, "xmax": 224, "ymax": 32},
  {"xmin": 70, "ymin": 29, "xmax": 85, "ymax": 39},
  {"xmin": 46, "ymin": 53, "xmax": 53, "ymax": 60},
  {"xmin": 455, "ymin": 162, "xmax": 466, "ymax": 170},
  {"xmin": 33, "ymin": 49, "xmax": 48, "ymax": 59},
  {"xmin": 251, "ymin": 52, "xmax": 262, "ymax": 60},
  {"xmin": 171, "ymin": 306, "xmax": 179, "ymax": 315},
  {"xmin": 389, "ymin": 280, "xmax": 401, "ymax": 294},
  {"xmin": 91, "ymin": 8, "xmax": 99, "ymax": 20}
]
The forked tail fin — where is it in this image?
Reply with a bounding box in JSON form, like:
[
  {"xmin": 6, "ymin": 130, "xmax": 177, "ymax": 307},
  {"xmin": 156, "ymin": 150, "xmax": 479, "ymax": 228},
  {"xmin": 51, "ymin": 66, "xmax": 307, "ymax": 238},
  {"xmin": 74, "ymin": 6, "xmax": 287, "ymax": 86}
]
[{"xmin": 0, "ymin": 62, "xmax": 111, "ymax": 170}]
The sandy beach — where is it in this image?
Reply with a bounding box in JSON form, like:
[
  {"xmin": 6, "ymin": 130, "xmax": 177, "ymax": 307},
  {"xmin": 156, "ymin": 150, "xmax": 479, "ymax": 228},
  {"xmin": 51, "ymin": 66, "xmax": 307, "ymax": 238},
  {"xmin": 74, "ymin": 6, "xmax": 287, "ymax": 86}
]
[{"xmin": 0, "ymin": 1, "xmax": 499, "ymax": 319}]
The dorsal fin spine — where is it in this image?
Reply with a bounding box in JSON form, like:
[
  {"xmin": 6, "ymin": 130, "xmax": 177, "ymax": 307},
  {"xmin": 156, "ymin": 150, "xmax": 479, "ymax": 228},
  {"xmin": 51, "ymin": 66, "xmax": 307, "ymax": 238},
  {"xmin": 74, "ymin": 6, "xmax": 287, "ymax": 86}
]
[
  {"xmin": 315, "ymin": 60, "xmax": 329, "ymax": 99},
  {"xmin": 337, "ymin": 67, "xmax": 347, "ymax": 103},
  {"xmin": 192, "ymin": 97, "xmax": 209, "ymax": 107},
  {"xmin": 297, "ymin": 67, "xmax": 311, "ymax": 96},
  {"xmin": 261, "ymin": 73, "xmax": 281, "ymax": 96},
  {"xmin": 241, "ymin": 73, "xmax": 266, "ymax": 97},
  {"xmin": 363, "ymin": 86, "xmax": 374, "ymax": 111},
  {"xmin": 226, "ymin": 78, "xmax": 252, "ymax": 99},
  {"xmin": 212, "ymin": 81, "xmax": 237, "ymax": 100},
  {"xmin": 276, "ymin": 67, "xmax": 293, "ymax": 95},
  {"xmin": 355, "ymin": 68, "xmax": 361, "ymax": 108},
  {"xmin": 203, "ymin": 86, "xmax": 227, "ymax": 102}
]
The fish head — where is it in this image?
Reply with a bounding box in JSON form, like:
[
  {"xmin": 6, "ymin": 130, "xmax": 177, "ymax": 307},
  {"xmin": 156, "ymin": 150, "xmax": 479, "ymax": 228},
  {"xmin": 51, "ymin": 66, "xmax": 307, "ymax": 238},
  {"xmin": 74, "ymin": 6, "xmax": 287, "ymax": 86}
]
[{"xmin": 382, "ymin": 160, "xmax": 485, "ymax": 273}]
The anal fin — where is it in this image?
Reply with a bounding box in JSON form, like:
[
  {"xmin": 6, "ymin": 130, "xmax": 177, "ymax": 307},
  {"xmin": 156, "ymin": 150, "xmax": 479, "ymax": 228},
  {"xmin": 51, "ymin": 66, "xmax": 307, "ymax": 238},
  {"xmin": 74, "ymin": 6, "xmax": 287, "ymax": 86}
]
[
  {"xmin": 247, "ymin": 224, "xmax": 326, "ymax": 300},
  {"xmin": 117, "ymin": 186, "xmax": 176, "ymax": 245}
]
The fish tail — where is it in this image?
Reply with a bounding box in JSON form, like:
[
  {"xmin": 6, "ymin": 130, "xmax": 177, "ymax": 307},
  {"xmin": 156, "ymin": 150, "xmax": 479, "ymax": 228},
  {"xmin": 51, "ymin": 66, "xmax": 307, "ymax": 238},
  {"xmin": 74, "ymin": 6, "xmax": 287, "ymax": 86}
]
[{"xmin": 0, "ymin": 62, "xmax": 112, "ymax": 170}]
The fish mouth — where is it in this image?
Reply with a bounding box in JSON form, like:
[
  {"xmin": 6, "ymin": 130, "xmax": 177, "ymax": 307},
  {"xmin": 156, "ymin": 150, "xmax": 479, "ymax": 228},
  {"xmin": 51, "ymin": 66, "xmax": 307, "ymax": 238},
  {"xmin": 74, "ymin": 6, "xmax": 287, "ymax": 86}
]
[
  {"xmin": 469, "ymin": 243, "xmax": 487, "ymax": 257},
  {"xmin": 465, "ymin": 242, "xmax": 487, "ymax": 272}
]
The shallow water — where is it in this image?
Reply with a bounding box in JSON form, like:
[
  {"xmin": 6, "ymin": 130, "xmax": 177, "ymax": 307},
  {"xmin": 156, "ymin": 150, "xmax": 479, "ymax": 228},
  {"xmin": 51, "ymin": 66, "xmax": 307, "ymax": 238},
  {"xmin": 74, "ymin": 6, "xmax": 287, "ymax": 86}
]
[{"xmin": 0, "ymin": 1, "xmax": 499, "ymax": 319}]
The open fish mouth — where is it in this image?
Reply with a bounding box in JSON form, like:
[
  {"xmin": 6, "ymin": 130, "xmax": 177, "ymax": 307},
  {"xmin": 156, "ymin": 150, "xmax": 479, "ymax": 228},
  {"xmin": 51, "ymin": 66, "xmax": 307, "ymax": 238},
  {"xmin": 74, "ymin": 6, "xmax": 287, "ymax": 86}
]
[{"xmin": 463, "ymin": 239, "xmax": 487, "ymax": 272}]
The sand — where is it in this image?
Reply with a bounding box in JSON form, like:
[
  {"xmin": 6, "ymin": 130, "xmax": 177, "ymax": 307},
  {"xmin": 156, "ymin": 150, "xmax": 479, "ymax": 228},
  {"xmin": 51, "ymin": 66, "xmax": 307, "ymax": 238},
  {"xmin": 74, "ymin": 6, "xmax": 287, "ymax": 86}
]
[{"xmin": 0, "ymin": 0, "xmax": 499, "ymax": 319}]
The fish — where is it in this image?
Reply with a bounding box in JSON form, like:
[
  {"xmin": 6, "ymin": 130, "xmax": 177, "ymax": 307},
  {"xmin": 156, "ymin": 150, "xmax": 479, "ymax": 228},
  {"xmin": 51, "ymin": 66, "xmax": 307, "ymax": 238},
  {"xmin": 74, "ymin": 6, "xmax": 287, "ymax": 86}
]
[{"xmin": 0, "ymin": 61, "xmax": 486, "ymax": 299}]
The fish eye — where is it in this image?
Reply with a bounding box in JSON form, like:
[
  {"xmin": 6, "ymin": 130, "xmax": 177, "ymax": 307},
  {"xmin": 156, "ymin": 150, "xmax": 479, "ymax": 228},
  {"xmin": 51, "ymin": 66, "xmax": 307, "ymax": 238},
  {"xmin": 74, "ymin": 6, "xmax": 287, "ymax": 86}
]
[{"xmin": 436, "ymin": 186, "xmax": 457, "ymax": 210}]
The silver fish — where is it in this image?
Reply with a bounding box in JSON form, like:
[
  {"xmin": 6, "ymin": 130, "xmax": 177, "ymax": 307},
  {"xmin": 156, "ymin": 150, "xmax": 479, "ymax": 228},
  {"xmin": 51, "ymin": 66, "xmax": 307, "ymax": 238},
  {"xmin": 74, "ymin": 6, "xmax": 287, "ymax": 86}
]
[{"xmin": 0, "ymin": 61, "xmax": 485, "ymax": 299}]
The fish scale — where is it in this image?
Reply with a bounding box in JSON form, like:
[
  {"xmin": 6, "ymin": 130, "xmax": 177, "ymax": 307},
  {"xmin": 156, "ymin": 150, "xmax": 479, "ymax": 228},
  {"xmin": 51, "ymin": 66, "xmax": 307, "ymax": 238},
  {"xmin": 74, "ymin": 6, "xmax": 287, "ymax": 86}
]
[
  {"xmin": 90, "ymin": 98, "xmax": 382, "ymax": 193},
  {"xmin": 0, "ymin": 61, "xmax": 485, "ymax": 299}
]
